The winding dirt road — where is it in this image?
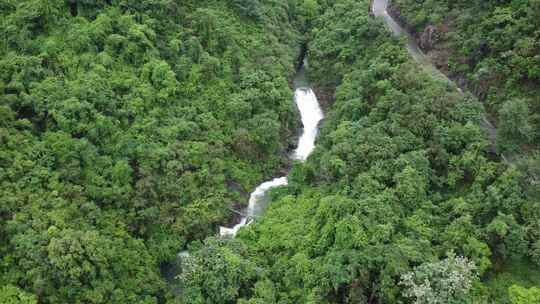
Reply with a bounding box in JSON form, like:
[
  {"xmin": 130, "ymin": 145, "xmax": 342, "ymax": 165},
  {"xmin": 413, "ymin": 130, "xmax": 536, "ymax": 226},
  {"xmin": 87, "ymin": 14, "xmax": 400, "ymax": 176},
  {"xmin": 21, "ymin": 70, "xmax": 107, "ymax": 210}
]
[{"xmin": 372, "ymin": 0, "xmax": 506, "ymax": 160}]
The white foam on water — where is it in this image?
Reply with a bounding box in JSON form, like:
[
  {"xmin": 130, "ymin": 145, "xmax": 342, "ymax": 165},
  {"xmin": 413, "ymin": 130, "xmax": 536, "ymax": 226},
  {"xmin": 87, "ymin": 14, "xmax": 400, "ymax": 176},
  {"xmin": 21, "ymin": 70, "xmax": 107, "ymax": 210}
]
[
  {"xmin": 292, "ymin": 88, "xmax": 324, "ymax": 161},
  {"xmin": 219, "ymin": 80, "xmax": 323, "ymax": 237}
]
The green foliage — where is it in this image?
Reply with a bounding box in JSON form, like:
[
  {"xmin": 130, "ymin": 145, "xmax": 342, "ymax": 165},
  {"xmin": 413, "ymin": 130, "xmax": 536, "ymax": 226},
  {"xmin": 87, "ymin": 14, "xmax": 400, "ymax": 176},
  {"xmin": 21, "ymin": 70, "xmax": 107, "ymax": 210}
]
[
  {"xmin": 179, "ymin": 238, "xmax": 259, "ymax": 304},
  {"xmin": 509, "ymin": 285, "xmax": 540, "ymax": 304},
  {"xmin": 179, "ymin": 1, "xmax": 538, "ymax": 303},
  {"xmin": 230, "ymin": 0, "xmax": 264, "ymax": 21},
  {"xmin": 483, "ymin": 259, "xmax": 540, "ymax": 304},
  {"xmin": 0, "ymin": 285, "xmax": 37, "ymax": 304},
  {"xmin": 2, "ymin": 0, "xmax": 538, "ymax": 303},
  {"xmin": 8, "ymin": 226, "xmax": 163, "ymax": 303},
  {"xmin": 0, "ymin": 0, "xmax": 303, "ymax": 302},
  {"xmin": 391, "ymin": 0, "xmax": 540, "ymax": 155},
  {"xmin": 399, "ymin": 253, "xmax": 477, "ymax": 304},
  {"xmin": 498, "ymin": 99, "xmax": 535, "ymax": 152},
  {"xmin": 532, "ymin": 241, "xmax": 540, "ymax": 267}
]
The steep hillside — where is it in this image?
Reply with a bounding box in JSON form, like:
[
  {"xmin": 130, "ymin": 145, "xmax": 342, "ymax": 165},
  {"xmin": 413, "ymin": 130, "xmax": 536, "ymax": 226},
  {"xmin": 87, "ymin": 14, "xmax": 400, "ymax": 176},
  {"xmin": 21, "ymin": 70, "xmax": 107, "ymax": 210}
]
[
  {"xmin": 178, "ymin": 0, "xmax": 540, "ymax": 303},
  {"xmin": 0, "ymin": 0, "xmax": 313, "ymax": 302},
  {"xmin": 2, "ymin": 1, "xmax": 538, "ymax": 303},
  {"xmin": 389, "ymin": 0, "xmax": 540, "ymax": 156}
]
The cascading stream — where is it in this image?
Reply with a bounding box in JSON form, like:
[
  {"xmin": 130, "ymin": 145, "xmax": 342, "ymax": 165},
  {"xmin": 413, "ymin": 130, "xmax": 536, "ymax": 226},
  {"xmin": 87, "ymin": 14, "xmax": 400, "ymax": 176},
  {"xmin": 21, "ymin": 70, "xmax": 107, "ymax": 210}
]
[{"xmin": 219, "ymin": 62, "xmax": 323, "ymax": 237}]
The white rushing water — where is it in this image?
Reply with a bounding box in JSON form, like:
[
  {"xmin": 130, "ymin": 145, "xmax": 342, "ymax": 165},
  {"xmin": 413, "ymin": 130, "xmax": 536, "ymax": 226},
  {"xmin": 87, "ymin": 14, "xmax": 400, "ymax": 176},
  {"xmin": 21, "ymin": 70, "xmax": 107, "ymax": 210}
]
[
  {"xmin": 292, "ymin": 88, "xmax": 324, "ymax": 161},
  {"xmin": 219, "ymin": 70, "xmax": 323, "ymax": 237}
]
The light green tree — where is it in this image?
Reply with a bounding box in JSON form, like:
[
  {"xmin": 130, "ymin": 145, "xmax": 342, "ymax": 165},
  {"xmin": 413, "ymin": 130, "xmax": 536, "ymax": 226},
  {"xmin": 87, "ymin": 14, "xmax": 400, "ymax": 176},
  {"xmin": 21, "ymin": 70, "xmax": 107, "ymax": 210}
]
[
  {"xmin": 509, "ymin": 285, "xmax": 540, "ymax": 304},
  {"xmin": 399, "ymin": 253, "xmax": 477, "ymax": 304},
  {"xmin": 0, "ymin": 285, "xmax": 37, "ymax": 304}
]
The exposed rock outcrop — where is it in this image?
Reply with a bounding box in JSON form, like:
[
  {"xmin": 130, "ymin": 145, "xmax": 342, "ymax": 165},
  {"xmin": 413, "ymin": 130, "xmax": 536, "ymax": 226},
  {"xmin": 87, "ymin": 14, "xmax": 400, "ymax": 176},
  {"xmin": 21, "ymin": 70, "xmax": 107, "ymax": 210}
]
[{"xmin": 419, "ymin": 25, "xmax": 439, "ymax": 51}]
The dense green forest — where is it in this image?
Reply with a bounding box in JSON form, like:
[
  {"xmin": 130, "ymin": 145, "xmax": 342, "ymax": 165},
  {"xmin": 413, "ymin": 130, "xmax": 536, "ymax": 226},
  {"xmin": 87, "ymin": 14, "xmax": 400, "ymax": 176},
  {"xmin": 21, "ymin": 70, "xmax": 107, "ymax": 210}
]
[
  {"xmin": 1, "ymin": 0, "xmax": 539, "ymax": 303},
  {"xmin": 178, "ymin": 0, "xmax": 540, "ymax": 303},
  {"xmin": 389, "ymin": 0, "xmax": 540, "ymax": 156},
  {"xmin": 0, "ymin": 0, "xmax": 318, "ymax": 302}
]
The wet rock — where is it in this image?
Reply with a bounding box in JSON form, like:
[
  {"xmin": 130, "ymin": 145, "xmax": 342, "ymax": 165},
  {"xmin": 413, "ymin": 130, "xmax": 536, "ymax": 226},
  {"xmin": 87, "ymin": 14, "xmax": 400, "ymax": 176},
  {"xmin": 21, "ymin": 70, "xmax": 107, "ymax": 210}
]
[{"xmin": 420, "ymin": 25, "xmax": 439, "ymax": 51}]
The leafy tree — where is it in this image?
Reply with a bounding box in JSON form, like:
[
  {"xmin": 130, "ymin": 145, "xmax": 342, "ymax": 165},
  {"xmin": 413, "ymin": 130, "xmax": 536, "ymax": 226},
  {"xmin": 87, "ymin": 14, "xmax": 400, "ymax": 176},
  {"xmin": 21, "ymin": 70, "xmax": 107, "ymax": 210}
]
[
  {"xmin": 230, "ymin": 0, "xmax": 263, "ymax": 22},
  {"xmin": 0, "ymin": 285, "xmax": 37, "ymax": 304},
  {"xmin": 531, "ymin": 241, "xmax": 540, "ymax": 267},
  {"xmin": 179, "ymin": 238, "xmax": 258, "ymax": 304},
  {"xmin": 508, "ymin": 285, "xmax": 540, "ymax": 304},
  {"xmin": 2, "ymin": 0, "xmax": 538, "ymax": 303},
  {"xmin": 391, "ymin": 0, "xmax": 540, "ymax": 159},
  {"xmin": 0, "ymin": 0, "xmax": 305, "ymax": 302},
  {"xmin": 399, "ymin": 253, "xmax": 477, "ymax": 304},
  {"xmin": 498, "ymin": 99, "xmax": 535, "ymax": 152}
]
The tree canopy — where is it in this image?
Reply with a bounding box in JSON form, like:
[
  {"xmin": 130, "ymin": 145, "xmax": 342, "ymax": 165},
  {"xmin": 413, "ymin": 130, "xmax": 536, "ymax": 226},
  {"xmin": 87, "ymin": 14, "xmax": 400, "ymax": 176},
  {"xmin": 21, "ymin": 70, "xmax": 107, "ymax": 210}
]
[
  {"xmin": 1, "ymin": 0, "xmax": 538, "ymax": 303},
  {"xmin": 0, "ymin": 0, "xmax": 314, "ymax": 302},
  {"xmin": 179, "ymin": 0, "xmax": 540, "ymax": 303}
]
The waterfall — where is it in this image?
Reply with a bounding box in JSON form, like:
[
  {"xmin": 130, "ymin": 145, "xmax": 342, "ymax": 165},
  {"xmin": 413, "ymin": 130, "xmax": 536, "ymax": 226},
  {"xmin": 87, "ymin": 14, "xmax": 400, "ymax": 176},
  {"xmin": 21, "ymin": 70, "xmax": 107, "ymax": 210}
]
[{"xmin": 219, "ymin": 63, "xmax": 323, "ymax": 237}]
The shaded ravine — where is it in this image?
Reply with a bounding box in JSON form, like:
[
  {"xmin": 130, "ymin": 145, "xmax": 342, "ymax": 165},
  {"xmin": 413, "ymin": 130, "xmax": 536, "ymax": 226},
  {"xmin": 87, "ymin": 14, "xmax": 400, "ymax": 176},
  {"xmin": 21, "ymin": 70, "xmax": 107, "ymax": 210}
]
[
  {"xmin": 219, "ymin": 61, "xmax": 324, "ymax": 237},
  {"xmin": 164, "ymin": 62, "xmax": 323, "ymax": 286},
  {"xmin": 372, "ymin": 0, "xmax": 506, "ymax": 161}
]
